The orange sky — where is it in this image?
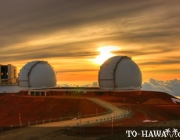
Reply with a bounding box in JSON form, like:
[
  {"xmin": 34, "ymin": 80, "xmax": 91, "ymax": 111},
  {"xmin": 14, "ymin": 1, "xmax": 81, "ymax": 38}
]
[{"xmin": 0, "ymin": 1, "xmax": 180, "ymax": 85}]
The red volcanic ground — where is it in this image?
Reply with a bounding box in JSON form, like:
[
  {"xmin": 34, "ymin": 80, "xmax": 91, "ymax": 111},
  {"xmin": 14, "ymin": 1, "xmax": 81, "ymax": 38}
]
[
  {"xmin": 1, "ymin": 90, "xmax": 180, "ymax": 137},
  {"xmin": 98, "ymin": 91, "xmax": 180, "ymax": 125},
  {"xmin": 0, "ymin": 94, "xmax": 107, "ymax": 127},
  {"xmin": 70, "ymin": 91, "xmax": 180, "ymax": 136}
]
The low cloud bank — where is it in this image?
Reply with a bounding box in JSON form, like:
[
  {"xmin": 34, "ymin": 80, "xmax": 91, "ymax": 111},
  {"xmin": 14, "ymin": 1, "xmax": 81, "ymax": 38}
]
[
  {"xmin": 57, "ymin": 82, "xmax": 99, "ymax": 88},
  {"xmin": 142, "ymin": 78, "xmax": 180, "ymax": 96},
  {"xmin": 57, "ymin": 79, "xmax": 180, "ymax": 96}
]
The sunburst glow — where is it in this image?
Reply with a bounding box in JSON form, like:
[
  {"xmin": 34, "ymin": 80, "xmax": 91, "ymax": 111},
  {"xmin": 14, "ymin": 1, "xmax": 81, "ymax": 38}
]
[{"xmin": 93, "ymin": 46, "xmax": 120, "ymax": 64}]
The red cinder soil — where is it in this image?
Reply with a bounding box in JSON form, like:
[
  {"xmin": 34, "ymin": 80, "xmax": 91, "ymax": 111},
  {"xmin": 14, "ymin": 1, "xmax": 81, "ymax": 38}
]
[
  {"xmin": 97, "ymin": 91, "xmax": 178, "ymax": 105},
  {"xmin": 96, "ymin": 91, "xmax": 180, "ymax": 127},
  {"xmin": 72, "ymin": 91, "xmax": 180, "ymax": 136},
  {"xmin": 0, "ymin": 95, "xmax": 107, "ymax": 126}
]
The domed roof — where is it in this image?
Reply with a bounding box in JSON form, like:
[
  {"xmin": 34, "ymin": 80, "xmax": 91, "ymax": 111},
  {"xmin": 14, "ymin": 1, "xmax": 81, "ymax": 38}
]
[
  {"xmin": 98, "ymin": 56, "xmax": 142, "ymax": 90},
  {"xmin": 18, "ymin": 61, "xmax": 56, "ymax": 88}
]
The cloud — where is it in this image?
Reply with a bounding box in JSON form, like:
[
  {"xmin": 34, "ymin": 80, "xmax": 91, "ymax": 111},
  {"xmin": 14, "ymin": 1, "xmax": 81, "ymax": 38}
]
[
  {"xmin": 114, "ymin": 46, "xmax": 175, "ymax": 57},
  {"xmin": 1, "ymin": 1, "xmax": 180, "ymax": 53},
  {"xmin": 91, "ymin": 82, "xmax": 99, "ymax": 87},
  {"xmin": 0, "ymin": 41, "xmax": 99, "ymax": 62},
  {"xmin": 57, "ymin": 79, "xmax": 180, "ymax": 97},
  {"xmin": 57, "ymin": 81, "xmax": 99, "ymax": 87},
  {"xmin": 1, "ymin": 0, "xmax": 180, "ymax": 83},
  {"xmin": 142, "ymin": 78, "xmax": 180, "ymax": 96},
  {"xmin": 57, "ymin": 69, "xmax": 98, "ymax": 73},
  {"xmin": 139, "ymin": 59, "xmax": 180, "ymax": 66}
]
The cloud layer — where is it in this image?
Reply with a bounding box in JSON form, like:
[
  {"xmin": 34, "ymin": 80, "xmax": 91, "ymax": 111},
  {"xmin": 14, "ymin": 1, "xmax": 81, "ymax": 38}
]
[
  {"xmin": 142, "ymin": 78, "xmax": 180, "ymax": 96},
  {"xmin": 58, "ymin": 78, "xmax": 180, "ymax": 96},
  {"xmin": 57, "ymin": 82, "xmax": 99, "ymax": 87},
  {"xmin": 1, "ymin": 0, "xmax": 180, "ymax": 62},
  {"xmin": 1, "ymin": 0, "xmax": 180, "ymax": 82}
]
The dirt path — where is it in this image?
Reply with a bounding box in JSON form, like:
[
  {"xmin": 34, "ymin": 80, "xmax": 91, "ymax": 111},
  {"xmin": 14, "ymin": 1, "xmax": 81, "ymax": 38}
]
[{"xmin": 0, "ymin": 98, "xmax": 130, "ymax": 140}]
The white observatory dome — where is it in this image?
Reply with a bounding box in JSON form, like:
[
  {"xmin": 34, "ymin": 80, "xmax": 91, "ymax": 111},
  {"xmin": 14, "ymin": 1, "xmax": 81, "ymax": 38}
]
[
  {"xmin": 98, "ymin": 56, "xmax": 142, "ymax": 90},
  {"xmin": 18, "ymin": 61, "xmax": 56, "ymax": 89}
]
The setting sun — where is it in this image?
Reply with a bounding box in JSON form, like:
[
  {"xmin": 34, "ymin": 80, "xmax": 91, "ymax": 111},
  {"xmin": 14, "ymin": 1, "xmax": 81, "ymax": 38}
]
[{"xmin": 92, "ymin": 46, "xmax": 120, "ymax": 65}]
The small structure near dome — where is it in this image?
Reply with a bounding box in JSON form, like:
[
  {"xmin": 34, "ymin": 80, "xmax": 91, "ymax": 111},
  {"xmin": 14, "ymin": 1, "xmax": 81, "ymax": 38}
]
[
  {"xmin": 98, "ymin": 56, "xmax": 142, "ymax": 90},
  {"xmin": 0, "ymin": 64, "xmax": 17, "ymax": 85},
  {"xmin": 0, "ymin": 64, "xmax": 19, "ymax": 93},
  {"xmin": 18, "ymin": 61, "xmax": 56, "ymax": 89}
]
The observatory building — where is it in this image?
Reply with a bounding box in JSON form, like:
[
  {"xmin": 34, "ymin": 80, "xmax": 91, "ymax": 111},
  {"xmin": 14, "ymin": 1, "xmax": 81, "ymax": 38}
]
[
  {"xmin": 98, "ymin": 56, "xmax": 142, "ymax": 90},
  {"xmin": 18, "ymin": 61, "xmax": 56, "ymax": 89},
  {"xmin": 1, "ymin": 56, "xmax": 142, "ymax": 95},
  {"xmin": 0, "ymin": 64, "xmax": 19, "ymax": 93},
  {"xmin": 0, "ymin": 64, "xmax": 17, "ymax": 85}
]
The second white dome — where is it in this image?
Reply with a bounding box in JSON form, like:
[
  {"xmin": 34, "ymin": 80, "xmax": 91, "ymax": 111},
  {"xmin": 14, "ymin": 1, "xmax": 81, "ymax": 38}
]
[{"xmin": 98, "ymin": 56, "xmax": 142, "ymax": 90}]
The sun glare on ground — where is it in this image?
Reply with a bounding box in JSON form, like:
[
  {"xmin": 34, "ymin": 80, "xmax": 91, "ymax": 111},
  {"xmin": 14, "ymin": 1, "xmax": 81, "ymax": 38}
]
[{"xmin": 92, "ymin": 46, "xmax": 120, "ymax": 65}]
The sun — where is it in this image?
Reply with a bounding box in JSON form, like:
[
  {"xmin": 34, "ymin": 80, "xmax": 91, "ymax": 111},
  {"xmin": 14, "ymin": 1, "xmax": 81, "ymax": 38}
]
[{"xmin": 93, "ymin": 46, "xmax": 120, "ymax": 65}]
